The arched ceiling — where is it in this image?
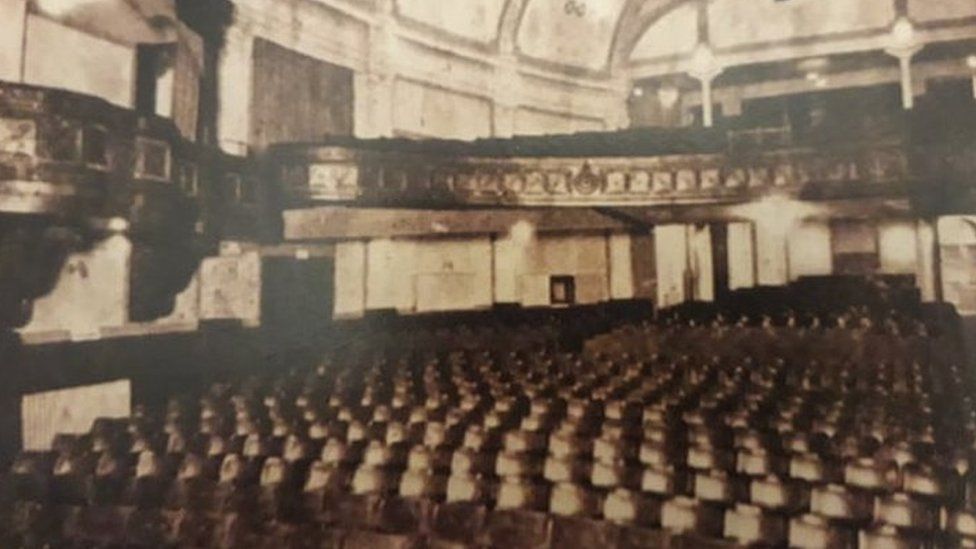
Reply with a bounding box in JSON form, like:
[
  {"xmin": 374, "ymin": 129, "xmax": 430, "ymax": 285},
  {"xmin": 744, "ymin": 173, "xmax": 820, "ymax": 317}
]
[
  {"xmin": 396, "ymin": 0, "xmax": 507, "ymax": 45},
  {"xmin": 389, "ymin": 0, "xmax": 976, "ymax": 75},
  {"xmin": 516, "ymin": 0, "xmax": 629, "ymax": 71},
  {"xmin": 391, "ymin": 0, "xmax": 698, "ymax": 73}
]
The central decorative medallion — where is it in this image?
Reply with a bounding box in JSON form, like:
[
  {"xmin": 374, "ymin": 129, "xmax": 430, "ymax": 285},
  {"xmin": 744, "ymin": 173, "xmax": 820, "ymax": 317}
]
[{"xmin": 572, "ymin": 163, "xmax": 602, "ymax": 195}]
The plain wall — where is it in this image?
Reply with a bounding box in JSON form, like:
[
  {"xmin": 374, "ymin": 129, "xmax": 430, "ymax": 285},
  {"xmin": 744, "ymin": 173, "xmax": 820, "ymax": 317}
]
[
  {"xmin": 0, "ymin": 0, "xmax": 27, "ymax": 81},
  {"xmin": 514, "ymin": 107, "xmax": 605, "ymax": 136},
  {"xmin": 23, "ymin": 15, "xmax": 135, "ymax": 107},
  {"xmin": 198, "ymin": 251, "xmax": 262, "ymax": 326},
  {"xmin": 22, "ymin": 235, "xmax": 132, "ymax": 340},
  {"xmin": 393, "ymin": 79, "xmax": 493, "ymax": 139},
  {"xmin": 708, "ymin": 0, "xmax": 896, "ymax": 49},
  {"xmin": 337, "ymin": 231, "xmax": 632, "ymax": 317}
]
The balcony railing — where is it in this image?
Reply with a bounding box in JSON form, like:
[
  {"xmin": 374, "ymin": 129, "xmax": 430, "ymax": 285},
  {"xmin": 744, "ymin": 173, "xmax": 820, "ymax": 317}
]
[
  {"xmin": 270, "ymin": 136, "xmax": 912, "ymax": 208},
  {"xmin": 0, "ymin": 81, "xmax": 205, "ymax": 215}
]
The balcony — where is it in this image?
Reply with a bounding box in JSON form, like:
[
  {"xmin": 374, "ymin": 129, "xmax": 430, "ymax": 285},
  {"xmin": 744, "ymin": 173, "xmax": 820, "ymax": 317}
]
[
  {"xmin": 270, "ymin": 131, "xmax": 914, "ymax": 209},
  {"xmin": 0, "ymin": 80, "xmax": 260, "ymax": 329}
]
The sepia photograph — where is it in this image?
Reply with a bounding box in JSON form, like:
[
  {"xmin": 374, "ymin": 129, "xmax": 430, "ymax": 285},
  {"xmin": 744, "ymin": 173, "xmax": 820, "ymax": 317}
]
[{"xmin": 1, "ymin": 0, "xmax": 976, "ymax": 546}]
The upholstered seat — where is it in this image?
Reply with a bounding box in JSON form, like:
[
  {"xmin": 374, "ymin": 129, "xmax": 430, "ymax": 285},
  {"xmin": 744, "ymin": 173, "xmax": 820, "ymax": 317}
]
[{"xmin": 723, "ymin": 503, "xmax": 787, "ymax": 546}]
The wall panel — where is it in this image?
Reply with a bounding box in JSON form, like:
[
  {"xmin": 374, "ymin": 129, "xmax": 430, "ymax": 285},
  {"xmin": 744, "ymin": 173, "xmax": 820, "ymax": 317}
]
[
  {"xmin": 689, "ymin": 224, "xmax": 714, "ymax": 301},
  {"xmin": 414, "ymin": 237, "xmax": 493, "ymax": 311},
  {"xmin": 631, "ymin": 233, "xmax": 656, "ymax": 300},
  {"xmin": 365, "ymin": 238, "xmax": 417, "ymax": 311},
  {"xmin": 908, "ymin": 0, "xmax": 976, "ymax": 23},
  {"xmin": 393, "ymin": 79, "xmax": 492, "ymax": 139},
  {"xmin": 250, "ymin": 38, "xmax": 354, "ymax": 149},
  {"xmin": 728, "ymin": 222, "xmax": 756, "ymax": 290},
  {"xmin": 879, "ymin": 221, "xmax": 918, "ymax": 275},
  {"xmin": 655, "ymin": 224, "xmax": 689, "ymax": 308},
  {"xmin": 514, "ymin": 107, "xmax": 605, "ymax": 136},
  {"xmin": 199, "ymin": 252, "xmax": 262, "ymax": 325},
  {"xmin": 788, "ymin": 221, "xmax": 833, "ymax": 279},
  {"xmin": 609, "ymin": 233, "xmax": 635, "ymax": 300},
  {"xmin": 334, "ymin": 241, "xmax": 367, "ymax": 318},
  {"xmin": 756, "ymin": 222, "xmax": 789, "ymax": 286}
]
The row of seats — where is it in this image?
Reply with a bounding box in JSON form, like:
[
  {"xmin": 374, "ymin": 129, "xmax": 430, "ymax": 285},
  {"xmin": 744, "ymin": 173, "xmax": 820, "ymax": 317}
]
[{"xmin": 2, "ymin": 307, "xmax": 972, "ymax": 548}]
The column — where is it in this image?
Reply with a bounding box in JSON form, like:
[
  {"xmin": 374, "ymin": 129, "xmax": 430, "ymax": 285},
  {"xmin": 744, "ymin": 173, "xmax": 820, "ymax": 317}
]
[
  {"xmin": 885, "ymin": 18, "xmax": 921, "ymax": 110},
  {"xmin": 915, "ymin": 219, "xmax": 939, "ymax": 302},
  {"xmin": 654, "ymin": 224, "xmax": 689, "ymax": 308},
  {"xmin": 609, "ymin": 232, "xmax": 635, "ymax": 300},
  {"xmin": 687, "ymin": 44, "xmax": 722, "ymax": 128}
]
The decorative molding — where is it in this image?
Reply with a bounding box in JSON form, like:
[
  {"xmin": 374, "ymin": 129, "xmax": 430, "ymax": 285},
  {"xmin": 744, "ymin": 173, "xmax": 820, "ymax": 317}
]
[{"xmin": 273, "ymin": 142, "xmax": 912, "ymax": 208}]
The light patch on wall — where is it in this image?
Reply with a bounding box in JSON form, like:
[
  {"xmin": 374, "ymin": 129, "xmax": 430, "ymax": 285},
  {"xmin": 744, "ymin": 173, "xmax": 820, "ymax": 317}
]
[
  {"xmin": 730, "ymin": 196, "xmax": 825, "ymax": 240},
  {"xmin": 396, "ymin": 0, "xmax": 506, "ymax": 44},
  {"xmin": 517, "ymin": 0, "xmax": 628, "ymax": 71},
  {"xmin": 509, "ymin": 220, "xmax": 537, "ymax": 245},
  {"xmin": 731, "ymin": 197, "xmax": 825, "ymax": 287}
]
